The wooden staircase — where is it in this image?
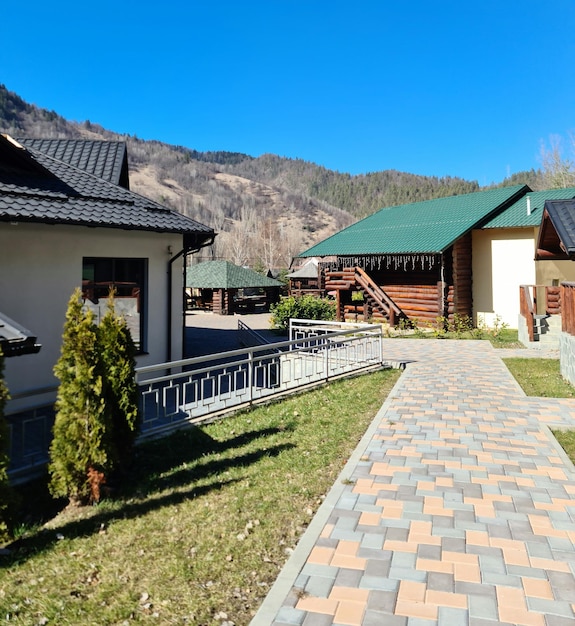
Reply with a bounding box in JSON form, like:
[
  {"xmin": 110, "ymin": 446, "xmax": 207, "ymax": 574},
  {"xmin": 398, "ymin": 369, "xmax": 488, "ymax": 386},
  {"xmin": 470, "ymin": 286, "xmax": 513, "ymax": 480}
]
[{"xmin": 326, "ymin": 267, "xmax": 406, "ymax": 325}]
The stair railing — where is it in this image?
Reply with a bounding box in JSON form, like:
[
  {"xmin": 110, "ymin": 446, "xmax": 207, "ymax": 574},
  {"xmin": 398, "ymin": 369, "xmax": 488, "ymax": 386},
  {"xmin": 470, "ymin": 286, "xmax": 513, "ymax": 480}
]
[{"xmin": 354, "ymin": 267, "xmax": 403, "ymax": 326}]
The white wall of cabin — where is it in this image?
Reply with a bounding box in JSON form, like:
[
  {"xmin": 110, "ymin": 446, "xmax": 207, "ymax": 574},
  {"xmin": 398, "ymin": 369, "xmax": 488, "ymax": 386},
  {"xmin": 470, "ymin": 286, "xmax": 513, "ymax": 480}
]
[{"xmin": 472, "ymin": 228, "xmax": 536, "ymax": 329}]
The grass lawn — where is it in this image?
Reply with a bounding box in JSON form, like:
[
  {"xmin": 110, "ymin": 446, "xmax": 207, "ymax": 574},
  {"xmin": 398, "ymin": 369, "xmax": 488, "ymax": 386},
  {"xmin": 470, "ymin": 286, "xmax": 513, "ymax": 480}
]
[
  {"xmin": 1, "ymin": 368, "xmax": 400, "ymax": 626},
  {"xmin": 504, "ymin": 357, "xmax": 575, "ymax": 398}
]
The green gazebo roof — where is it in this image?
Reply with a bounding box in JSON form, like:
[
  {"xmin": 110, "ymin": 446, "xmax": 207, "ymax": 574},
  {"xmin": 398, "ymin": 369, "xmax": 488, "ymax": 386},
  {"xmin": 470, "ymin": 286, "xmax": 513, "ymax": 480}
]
[{"xmin": 187, "ymin": 261, "xmax": 282, "ymax": 289}]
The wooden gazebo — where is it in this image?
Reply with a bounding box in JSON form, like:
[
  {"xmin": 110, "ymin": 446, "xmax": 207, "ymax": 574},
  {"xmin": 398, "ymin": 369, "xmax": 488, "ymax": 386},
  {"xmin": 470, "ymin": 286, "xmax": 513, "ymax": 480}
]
[{"xmin": 186, "ymin": 260, "xmax": 282, "ymax": 315}]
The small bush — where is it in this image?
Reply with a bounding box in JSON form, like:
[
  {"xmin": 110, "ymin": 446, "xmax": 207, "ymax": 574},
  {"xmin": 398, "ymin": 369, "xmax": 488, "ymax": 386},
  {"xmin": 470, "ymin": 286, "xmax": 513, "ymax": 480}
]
[{"xmin": 270, "ymin": 295, "xmax": 336, "ymax": 331}]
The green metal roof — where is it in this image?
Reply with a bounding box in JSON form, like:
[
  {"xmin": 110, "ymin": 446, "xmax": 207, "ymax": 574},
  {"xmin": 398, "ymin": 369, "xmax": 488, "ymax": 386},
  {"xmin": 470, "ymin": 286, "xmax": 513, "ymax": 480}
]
[
  {"xmin": 187, "ymin": 260, "xmax": 282, "ymax": 289},
  {"xmin": 299, "ymin": 185, "xmax": 528, "ymax": 257},
  {"xmin": 482, "ymin": 187, "xmax": 575, "ymax": 229}
]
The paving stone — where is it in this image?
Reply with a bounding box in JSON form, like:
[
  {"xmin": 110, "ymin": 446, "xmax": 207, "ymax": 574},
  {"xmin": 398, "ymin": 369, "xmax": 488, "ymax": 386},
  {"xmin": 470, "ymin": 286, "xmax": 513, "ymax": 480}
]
[
  {"xmin": 253, "ymin": 342, "xmax": 575, "ymax": 625},
  {"xmin": 274, "ymin": 606, "xmax": 306, "ymax": 625},
  {"xmin": 366, "ymin": 589, "xmax": 397, "ymax": 613},
  {"xmin": 548, "ymin": 571, "xmax": 575, "ymax": 602},
  {"xmin": 441, "ymin": 537, "xmax": 466, "ymax": 553},
  {"xmin": 454, "ymin": 581, "xmax": 496, "ymax": 597},
  {"xmin": 301, "ymin": 563, "xmax": 338, "ymax": 579},
  {"xmin": 417, "ymin": 544, "xmax": 442, "ymax": 560},
  {"xmin": 364, "ymin": 558, "xmax": 391, "ymax": 578},
  {"xmin": 293, "ymin": 574, "xmax": 309, "ymax": 590},
  {"xmin": 388, "ymin": 566, "xmax": 427, "ymax": 582},
  {"xmin": 360, "ymin": 575, "xmax": 399, "ymax": 592},
  {"xmin": 304, "ymin": 575, "xmax": 335, "ymax": 599},
  {"xmin": 404, "ymin": 618, "xmax": 437, "ymax": 626},
  {"xmin": 427, "ymin": 571, "xmax": 454, "ymax": 592},
  {"xmin": 386, "ymin": 527, "xmax": 410, "ymax": 541},
  {"xmin": 545, "ymin": 615, "xmax": 575, "ymax": 626},
  {"xmin": 362, "ymin": 612, "xmax": 407, "ymax": 626},
  {"xmin": 526, "ymin": 597, "xmax": 575, "ymax": 618},
  {"xmin": 302, "ymin": 613, "xmax": 333, "ymax": 626},
  {"xmin": 481, "ymin": 571, "xmax": 522, "ymax": 587},
  {"xmin": 478, "ymin": 553, "xmax": 507, "ymax": 574},
  {"xmin": 438, "ymin": 606, "xmax": 469, "ymax": 624},
  {"xmin": 334, "ymin": 568, "xmax": 363, "ymax": 588},
  {"xmin": 469, "ymin": 593, "xmax": 498, "ymax": 621},
  {"xmin": 360, "ymin": 534, "xmax": 385, "ymax": 551},
  {"xmin": 527, "ymin": 542, "xmax": 555, "ymax": 559}
]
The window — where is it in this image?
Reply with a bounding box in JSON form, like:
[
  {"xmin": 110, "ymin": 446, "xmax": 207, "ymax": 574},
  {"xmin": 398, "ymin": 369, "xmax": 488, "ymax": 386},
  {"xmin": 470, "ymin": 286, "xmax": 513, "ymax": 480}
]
[{"xmin": 82, "ymin": 258, "xmax": 147, "ymax": 351}]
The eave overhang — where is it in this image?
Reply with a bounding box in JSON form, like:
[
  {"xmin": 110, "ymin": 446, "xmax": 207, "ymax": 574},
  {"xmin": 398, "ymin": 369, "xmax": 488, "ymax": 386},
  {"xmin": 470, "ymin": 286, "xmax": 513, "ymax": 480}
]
[{"xmin": 0, "ymin": 312, "xmax": 42, "ymax": 357}]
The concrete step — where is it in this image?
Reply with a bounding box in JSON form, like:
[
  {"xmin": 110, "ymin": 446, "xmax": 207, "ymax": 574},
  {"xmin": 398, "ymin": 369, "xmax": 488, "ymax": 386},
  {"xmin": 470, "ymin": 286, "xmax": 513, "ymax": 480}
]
[{"xmin": 532, "ymin": 314, "xmax": 561, "ymax": 348}]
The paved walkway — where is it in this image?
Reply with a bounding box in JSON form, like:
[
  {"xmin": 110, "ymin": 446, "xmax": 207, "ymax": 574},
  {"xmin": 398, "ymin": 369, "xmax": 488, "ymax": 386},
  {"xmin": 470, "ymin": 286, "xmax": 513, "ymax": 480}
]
[{"xmin": 251, "ymin": 339, "xmax": 575, "ymax": 626}]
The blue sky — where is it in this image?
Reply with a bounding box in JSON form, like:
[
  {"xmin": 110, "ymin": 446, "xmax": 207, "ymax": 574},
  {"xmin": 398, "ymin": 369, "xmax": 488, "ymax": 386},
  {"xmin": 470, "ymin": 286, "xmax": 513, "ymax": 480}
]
[{"xmin": 2, "ymin": 1, "xmax": 574, "ymax": 185}]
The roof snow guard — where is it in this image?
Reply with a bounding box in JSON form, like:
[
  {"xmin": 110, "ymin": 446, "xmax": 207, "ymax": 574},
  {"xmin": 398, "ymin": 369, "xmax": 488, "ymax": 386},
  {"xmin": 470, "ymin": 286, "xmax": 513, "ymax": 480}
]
[{"xmin": 0, "ymin": 312, "xmax": 41, "ymax": 357}]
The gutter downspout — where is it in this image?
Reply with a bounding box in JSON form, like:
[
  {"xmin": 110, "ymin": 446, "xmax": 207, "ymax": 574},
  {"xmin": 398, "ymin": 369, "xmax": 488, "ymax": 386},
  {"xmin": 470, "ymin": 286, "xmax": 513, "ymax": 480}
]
[
  {"xmin": 167, "ymin": 234, "xmax": 216, "ymax": 363},
  {"xmin": 167, "ymin": 247, "xmax": 186, "ymax": 363}
]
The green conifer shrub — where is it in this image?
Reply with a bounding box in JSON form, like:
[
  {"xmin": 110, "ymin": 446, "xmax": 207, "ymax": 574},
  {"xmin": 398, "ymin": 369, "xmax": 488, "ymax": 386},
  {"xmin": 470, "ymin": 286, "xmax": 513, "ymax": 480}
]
[
  {"xmin": 49, "ymin": 290, "xmax": 111, "ymax": 505},
  {"xmin": 98, "ymin": 293, "xmax": 139, "ymax": 469},
  {"xmin": 0, "ymin": 348, "xmax": 13, "ymax": 542},
  {"xmin": 49, "ymin": 289, "xmax": 141, "ymax": 505}
]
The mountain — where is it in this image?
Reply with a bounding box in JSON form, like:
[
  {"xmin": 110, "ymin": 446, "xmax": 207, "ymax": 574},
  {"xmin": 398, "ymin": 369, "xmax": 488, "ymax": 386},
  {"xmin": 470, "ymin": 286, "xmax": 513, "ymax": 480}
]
[{"xmin": 0, "ymin": 84, "xmax": 543, "ymax": 268}]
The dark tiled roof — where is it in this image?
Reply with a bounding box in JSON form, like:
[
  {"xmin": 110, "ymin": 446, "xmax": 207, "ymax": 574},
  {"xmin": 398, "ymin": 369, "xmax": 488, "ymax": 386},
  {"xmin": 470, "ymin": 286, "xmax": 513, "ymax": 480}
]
[
  {"xmin": 0, "ymin": 135, "xmax": 214, "ymax": 241},
  {"xmin": 18, "ymin": 138, "xmax": 130, "ymax": 188},
  {"xmin": 539, "ymin": 199, "xmax": 575, "ymax": 258},
  {"xmin": 0, "ymin": 311, "xmax": 41, "ymax": 357}
]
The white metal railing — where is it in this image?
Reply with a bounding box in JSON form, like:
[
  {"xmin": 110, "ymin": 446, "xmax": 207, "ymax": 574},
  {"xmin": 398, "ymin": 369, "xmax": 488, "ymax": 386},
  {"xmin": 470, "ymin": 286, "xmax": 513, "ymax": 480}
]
[{"xmin": 135, "ymin": 319, "xmax": 383, "ymax": 438}]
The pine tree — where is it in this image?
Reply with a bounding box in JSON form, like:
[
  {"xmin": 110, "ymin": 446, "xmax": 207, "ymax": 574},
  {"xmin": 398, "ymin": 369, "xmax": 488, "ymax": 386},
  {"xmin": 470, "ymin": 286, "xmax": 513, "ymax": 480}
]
[
  {"xmin": 0, "ymin": 348, "xmax": 12, "ymax": 542},
  {"xmin": 49, "ymin": 290, "xmax": 111, "ymax": 505}
]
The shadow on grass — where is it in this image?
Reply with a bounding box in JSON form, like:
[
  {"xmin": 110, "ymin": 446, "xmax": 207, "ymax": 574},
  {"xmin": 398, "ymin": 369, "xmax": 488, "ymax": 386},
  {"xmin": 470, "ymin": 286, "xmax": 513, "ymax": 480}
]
[{"xmin": 3, "ymin": 424, "xmax": 294, "ymax": 567}]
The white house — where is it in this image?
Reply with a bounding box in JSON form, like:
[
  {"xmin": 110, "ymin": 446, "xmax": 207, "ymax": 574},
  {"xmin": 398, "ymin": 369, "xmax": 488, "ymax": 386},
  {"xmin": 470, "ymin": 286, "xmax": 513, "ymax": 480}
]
[
  {"xmin": 473, "ymin": 187, "xmax": 575, "ymax": 328},
  {"xmin": 0, "ymin": 135, "xmax": 215, "ymax": 479}
]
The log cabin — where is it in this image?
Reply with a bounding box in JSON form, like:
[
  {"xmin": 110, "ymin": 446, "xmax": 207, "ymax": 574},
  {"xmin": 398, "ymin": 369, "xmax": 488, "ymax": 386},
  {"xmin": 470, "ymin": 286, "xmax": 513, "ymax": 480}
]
[{"xmin": 296, "ymin": 185, "xmax": 575, "ymax": 328}]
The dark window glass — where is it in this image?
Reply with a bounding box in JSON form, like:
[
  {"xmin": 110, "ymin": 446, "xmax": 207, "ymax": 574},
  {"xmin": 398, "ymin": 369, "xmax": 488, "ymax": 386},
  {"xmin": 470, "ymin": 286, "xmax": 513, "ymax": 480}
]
[{"xmin": 82, "ymin": 258, "xmax": 147, "ymax": 351}]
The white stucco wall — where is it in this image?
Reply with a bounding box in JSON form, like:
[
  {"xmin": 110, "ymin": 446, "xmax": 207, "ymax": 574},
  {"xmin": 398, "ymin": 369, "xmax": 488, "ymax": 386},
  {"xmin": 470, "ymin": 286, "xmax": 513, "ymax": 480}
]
[
  {"xmin": 472, "ymin": 228, "xmax": 536, "ymax": 329},
  {"xmin": 0, "ymin": 222, "xmax": 188, "ymax": 413}
]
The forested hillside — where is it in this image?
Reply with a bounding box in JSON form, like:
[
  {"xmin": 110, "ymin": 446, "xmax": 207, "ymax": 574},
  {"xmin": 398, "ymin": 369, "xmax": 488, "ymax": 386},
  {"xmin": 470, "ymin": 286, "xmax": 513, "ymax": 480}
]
[{"xmin": 0, "ymin": 84, "xmax": 543, "ymax": 269}]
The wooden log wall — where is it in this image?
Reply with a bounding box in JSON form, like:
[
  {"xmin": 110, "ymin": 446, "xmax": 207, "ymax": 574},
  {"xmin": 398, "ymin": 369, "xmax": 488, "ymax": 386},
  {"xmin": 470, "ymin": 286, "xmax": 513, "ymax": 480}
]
[
  {"xmin": 381, "ymin": 284, "xmax": 441, "ymax": 323},
  {"xmin": 212, "ymin": 289, "xmax": 224, "ymax": 315},
  {"xmin": 451, "ymin": 233, "xmax": 473, "ymax": 318},
  {"xmin": 546, "ymin": 286, "xmax": 561, "ymax": 315},
  {"xmin": 324, "ymin": 242, "xmax": 476, "ymax": 326}
]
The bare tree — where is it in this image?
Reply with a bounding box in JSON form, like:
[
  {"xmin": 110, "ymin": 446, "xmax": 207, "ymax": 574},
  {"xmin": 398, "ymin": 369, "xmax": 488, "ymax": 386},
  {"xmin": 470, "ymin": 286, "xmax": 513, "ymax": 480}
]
[{"xmin": 540, "ymin": 133, "xmax": 575, "ymax": 189}]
